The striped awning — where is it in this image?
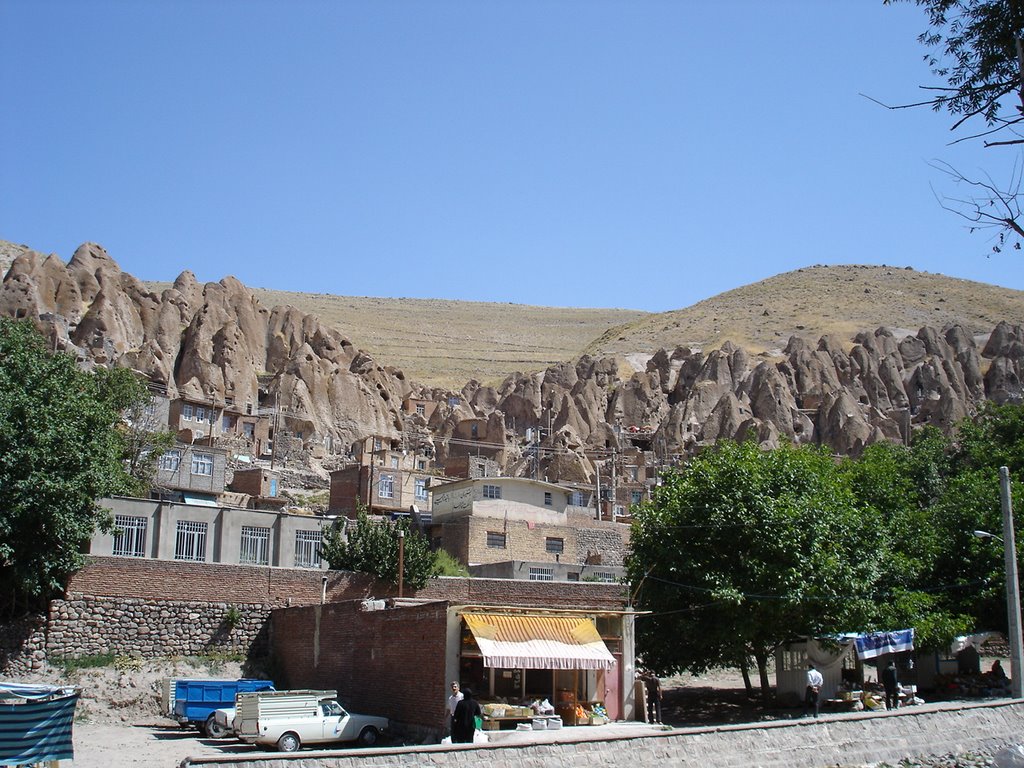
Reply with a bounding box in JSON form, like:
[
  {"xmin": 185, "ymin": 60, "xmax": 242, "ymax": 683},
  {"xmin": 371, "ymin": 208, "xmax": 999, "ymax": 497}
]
[
  {"xmin": 0, "ymin": 684, "xmax": 79, "ymax": 766},
  {"xmin": 463, "ymin": 613, "xmax": 615, "ymax": 670}
]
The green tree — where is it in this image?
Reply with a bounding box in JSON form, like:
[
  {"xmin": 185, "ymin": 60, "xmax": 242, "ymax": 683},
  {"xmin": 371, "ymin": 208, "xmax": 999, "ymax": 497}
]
[
  {"xmin": 320, "ymin": 509, "xmax": 437, "ymax": 590},
  {"xmin": 0, "ymin": 319, "xmax": 141, "ymax": 615},
  {"xmin": 628, "ymin": 440, "xmax": 881, "ymax": 696}
]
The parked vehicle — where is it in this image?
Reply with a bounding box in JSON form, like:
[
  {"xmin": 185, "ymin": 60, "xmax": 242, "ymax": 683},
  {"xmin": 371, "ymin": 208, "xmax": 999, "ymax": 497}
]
[
  {"xmin": 171, "ymin": 678, "xmax": 275, "ymax": 738},
  {"xmin": 236, "ymin": 689, "xmax": 388, "ymax": 751}
]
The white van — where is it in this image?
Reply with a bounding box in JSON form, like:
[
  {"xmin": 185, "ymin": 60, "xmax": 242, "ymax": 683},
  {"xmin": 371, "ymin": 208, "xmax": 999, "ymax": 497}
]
[{"xmin": 236, "ymin": 689, "xmax": 388, "ymax": 752}]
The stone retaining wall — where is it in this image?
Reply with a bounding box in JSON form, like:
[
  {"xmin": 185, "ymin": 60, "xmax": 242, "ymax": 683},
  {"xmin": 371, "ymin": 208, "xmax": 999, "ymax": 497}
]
[
  {"xmin": 179, "ymin": 700, "xmax": 1024, "ymax": 768},
  {"xmin": 0, "ymin": 615, "xmax": 47, "ymax": 676},
  {"xmin": 46, "ymin": 596, "xmax": 272, "ymax": 660}
]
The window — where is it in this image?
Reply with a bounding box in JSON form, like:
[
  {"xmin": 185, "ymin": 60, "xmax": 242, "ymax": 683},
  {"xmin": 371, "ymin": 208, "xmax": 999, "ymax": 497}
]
[
  {"xmin": 570, "ymin": 491, "xmax": 585, "ymax": 506},
  {"xmin": 567, "ymin": 572, "xmax": 580, "ymax": 582},
  {"xmin": 191, "ymin": 452, "xmax": 214, "ymax": 476},
  {"xmin": 415, "ymin": 403, "xmax": 425, "ymax": 416},
  {"xmin": 631, "ymin": 490, "xmax": 643, "ymax": 505},
  {"xmin": 294, "ymin": 530, "xmax": 321, "ymax": 568},
  {"xmin": 222, "ymin": 415, "xmax": 232, "ymax": 430},
  {"xmin": 243, "ymin": 422, "xmax": 255, "ymax": 439},
  {"xmin": 471, "ymin": 424, "xmax": 479, "ymax": 439},
  {"xmin": 544, "ymin": 492, "xmax": 553, "ymax": 506},
  {"xmin": 378, "ymin": 473, "xmax": 394, "ymax": 499},
  {"xmin": 174, "ymin": 521, "xmax": 207, "ymax": 562},
  {"xmin": 112, "ymin": 515, "xmax": 147, "ymax": 558},
  {"xmin": 415, "ymin": 478, "xmax": 429, "ymax": 500},
  {"xmin": 486, "ymin": 531, "xmax": 506, "ymax": 549},
  {"xmin": 629, "ymin": 466, "xmax": 639, "ymax": 481},
  {"xmin": 195, "ymin": 406, "xmax": 206, "ymax": 423},
  {"xmin": 529, "ymin": 567, "xmax": 554, "ymax": 581},
  {"xmin": 182, "ymin": 404, "xmax": 194, "ymax": 420},
  {"xmin": 158, "ymin": 449, "xmax": 181, "ymax": 472},
  {"xmin": 594, "ymin": 572, "xmax": 617, "ymax": 583},
  {"xmin": 417, "ymin": 459, "xmax": 427, "ymax": 470},
  {"xmin": 373, "ymin": 437, "xmax": 382, "ymax": 451},
  {"xmin": 483, "ymin": 484, "xmax": 501, "ymax": 500},
  {"xmin": 390, "ymin": 456, "xmax": 399, "ymax": 468},
  {"xmin": 545, "ymin": 537, "xmax": 564, "ymax": 554},
  {"xmin": 239, "ymin": 526, "xmax": 270, "ymax": 565}
]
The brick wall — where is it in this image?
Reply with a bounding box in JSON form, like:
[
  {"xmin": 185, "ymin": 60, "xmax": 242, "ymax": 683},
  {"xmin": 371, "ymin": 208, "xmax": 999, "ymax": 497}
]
[
  {"xmin": 67, "ymin": 557, "xmax": 627, "ymax": 610},
  {"xmin": 271, "ymin": 601, "xmax": 449, "ymax": 730},
  {"xmin": 329, "ymin": 466, "xmax": 362, "ymax": 516}
]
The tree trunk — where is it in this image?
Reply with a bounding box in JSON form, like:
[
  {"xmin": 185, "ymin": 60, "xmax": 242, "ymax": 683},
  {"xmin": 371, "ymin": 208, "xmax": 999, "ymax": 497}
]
[
  {"xmin": 740, "ymin": 656, "xmax": 754, "ymax": 697},
  {"xmin": 753, "ymin": 647, "xmax": 772, "ymax": 698}
]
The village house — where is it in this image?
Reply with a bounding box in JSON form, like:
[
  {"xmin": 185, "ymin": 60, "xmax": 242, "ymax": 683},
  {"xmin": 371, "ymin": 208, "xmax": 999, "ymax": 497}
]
[
  {"xmin": 152, "ymin": 442, "xmax": 228, "ymax": 506},
  {"xmin": 428, "ymin": 476, "xmax": 630, "ymax": 582},
  {"xmin": 89, "ymin": 496, "xmax": 331, "ymax": 569},
  {"xmin": 328, "ymin": 435, "xmax": 440, "ymax": 521}
]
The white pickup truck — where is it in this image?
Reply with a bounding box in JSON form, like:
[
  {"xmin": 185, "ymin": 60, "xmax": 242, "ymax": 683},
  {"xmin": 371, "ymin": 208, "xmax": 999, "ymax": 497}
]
[{"xmin": 236, "ymin": 689, "xmax": 388, "ymax": 752}]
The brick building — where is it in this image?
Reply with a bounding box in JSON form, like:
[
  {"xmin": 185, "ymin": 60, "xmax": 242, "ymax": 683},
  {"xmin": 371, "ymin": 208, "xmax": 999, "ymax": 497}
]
[
  {"xmin": 328, "ymin": 435, "xmax": 438, "ymax": 519},
  {"xmin": 428, "ymin": 477, "xmax": 629, "ymax": 581},
  {"xmin": 152, "ymin": 442, "xmax": 228, "ymax": 505}
]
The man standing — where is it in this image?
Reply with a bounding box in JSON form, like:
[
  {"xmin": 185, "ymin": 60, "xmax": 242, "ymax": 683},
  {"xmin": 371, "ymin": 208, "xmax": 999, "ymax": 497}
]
[
  {"xmin": 882, "ymin": 661, "xmax": 899, "ymax": 710},
  {"xmin": 802, "ymin": 663, "xmax": 823, "ymax": 718},
  {"xmin": 446, "ymin": 681, "xmax": 463, "ymax": 736}
]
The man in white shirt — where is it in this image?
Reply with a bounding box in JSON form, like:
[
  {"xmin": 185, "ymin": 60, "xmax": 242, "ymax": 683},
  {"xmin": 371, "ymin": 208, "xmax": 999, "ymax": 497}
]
[
  {"xmin": 802, "ymin": 663, "xmax": 824, "ymax": 718},
  {"xmin": 447, "ymin": 681, "xmax": 464, "ymax": 735}
]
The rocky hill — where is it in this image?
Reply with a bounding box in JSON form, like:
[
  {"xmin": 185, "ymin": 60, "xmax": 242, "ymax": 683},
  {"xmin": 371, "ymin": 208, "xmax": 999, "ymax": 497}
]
[{"xmin": 2, "ymin": 240, "xmax": 1022, "ymax": 480}]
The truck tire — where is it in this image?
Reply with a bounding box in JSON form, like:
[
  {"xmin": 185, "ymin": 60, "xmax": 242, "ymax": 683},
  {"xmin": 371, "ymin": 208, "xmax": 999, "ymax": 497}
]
[
  {"xmin": 204, "ymin": 714, "xmax": 228, "ymax": 739},
  {"xmin": 357, "ymin": 726, "xmax": 379, "ymax": 747},
  {"xmin": 277, "ymin": 732, "xmax": 301, "ymax": 752}
]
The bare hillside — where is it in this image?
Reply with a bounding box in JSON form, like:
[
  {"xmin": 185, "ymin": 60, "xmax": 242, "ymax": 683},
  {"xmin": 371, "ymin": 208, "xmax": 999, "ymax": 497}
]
[
  {"xmin": 586, "ymin": 264, "xmax": 1024, "ymax": 361},
  {"xmin": 246, "ymin": 289, "xmax": 646, "ymax": 389}
]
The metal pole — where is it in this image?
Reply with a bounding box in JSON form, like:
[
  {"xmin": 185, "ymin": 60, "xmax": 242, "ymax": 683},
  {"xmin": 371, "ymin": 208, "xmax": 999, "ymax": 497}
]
[
  {"xmin": 397, "ymin": 529, "xmax": 405, "ymax": 599},
  {"xmin": 999, "ymin": 466, "xmax": 1023, "ymax": 698}
]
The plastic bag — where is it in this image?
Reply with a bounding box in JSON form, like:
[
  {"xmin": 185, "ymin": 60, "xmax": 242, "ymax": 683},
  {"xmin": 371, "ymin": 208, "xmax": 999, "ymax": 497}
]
[
  {"xmin": 994, "ymin": 745, "xmax": 1024, "ymax": 768},
  {"xmin": 473, "ymin": 730, "xmax": 489, "ymax": 744}
]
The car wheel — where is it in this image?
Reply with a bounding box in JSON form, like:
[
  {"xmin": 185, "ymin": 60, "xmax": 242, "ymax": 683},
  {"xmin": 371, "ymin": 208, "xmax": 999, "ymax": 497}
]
[
  {"xmin": 357, "ymin": 726, "xmax": 379, "ymax": 747},
  {"xmin": 204, "ymin": 714, "xmax": 228, "ymax": 739},
  {"xmin": 277, "ymin": 732, "xmax": 301, "ymax": 752}
]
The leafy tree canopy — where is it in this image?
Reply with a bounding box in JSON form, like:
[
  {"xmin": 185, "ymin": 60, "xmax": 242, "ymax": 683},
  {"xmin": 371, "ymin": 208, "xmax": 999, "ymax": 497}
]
[
  {"xmin": 628, "ymin": 440, "xmax": 882, "ymax": 694},
  {"xmin": 320, "ymin": 509, "xmax": 438, "ymax": 590},
  {"xmin": 0, "ymin": 319, "xmax": 151, "ymax": 614}
]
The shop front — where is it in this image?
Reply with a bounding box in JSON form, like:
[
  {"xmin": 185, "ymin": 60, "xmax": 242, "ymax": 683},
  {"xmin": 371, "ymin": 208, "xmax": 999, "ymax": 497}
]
[{"xmin": 447, "ymin": 608, "xmax": 633, "ymax": 727}]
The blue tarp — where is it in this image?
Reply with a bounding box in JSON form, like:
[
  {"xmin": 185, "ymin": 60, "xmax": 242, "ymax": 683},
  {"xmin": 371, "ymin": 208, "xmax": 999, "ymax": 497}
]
[
  {"xmin": 0, "ymin": 683, "xmax": 79, "ymax": 766},
  {"xmin": 852, "ymin": 629, "xmax": 915, "ymax": 660}
]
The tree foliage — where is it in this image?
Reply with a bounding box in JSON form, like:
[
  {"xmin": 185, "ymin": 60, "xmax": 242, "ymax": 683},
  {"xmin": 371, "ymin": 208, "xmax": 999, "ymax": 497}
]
[
  {"xmin": 0, "ymin": 319, "xmax": 149, "ymax": 615},
  {"xmin": 320, "ymin": 509, "xmax": 438, "ymax": 590},
  {"xmin": 628, "ymin": 441, "xmax": 881, "ymax": 695}
]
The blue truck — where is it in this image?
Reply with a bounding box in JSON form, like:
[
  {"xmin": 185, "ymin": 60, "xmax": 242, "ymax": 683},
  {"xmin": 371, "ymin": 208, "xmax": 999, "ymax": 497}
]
[{"xmin": 171, "ymin": 678, "xmax": 275, "ymax": 738}]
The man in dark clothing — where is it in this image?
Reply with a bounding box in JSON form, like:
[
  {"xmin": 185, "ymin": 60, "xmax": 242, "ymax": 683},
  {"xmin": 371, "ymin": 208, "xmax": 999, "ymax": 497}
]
[
  {"xmin": 451, "ymin": 687, "xmax": 482, "ymax": 743},
  {"xmin": 881, "ymin": 660, "xmax": 900, "ymax": 710}
]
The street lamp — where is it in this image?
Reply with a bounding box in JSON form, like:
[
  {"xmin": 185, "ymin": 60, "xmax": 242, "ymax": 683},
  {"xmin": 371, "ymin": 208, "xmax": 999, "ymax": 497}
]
[{"xmin": 973, "ymin": 467, "xmax": 1023, "ymax": 699}]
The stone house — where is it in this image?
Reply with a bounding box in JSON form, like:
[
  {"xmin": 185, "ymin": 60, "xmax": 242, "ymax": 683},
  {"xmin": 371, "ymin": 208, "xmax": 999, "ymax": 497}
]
[
  {"xmin": 152, "ymin": 442, "xmax": 228, "ymax": 505},
  {"xmin": 428, "ymin": 477, "xmax": 630, "ymax": 582}
]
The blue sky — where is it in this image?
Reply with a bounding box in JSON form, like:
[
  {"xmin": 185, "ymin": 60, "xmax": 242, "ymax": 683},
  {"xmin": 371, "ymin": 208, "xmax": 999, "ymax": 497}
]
[{"xmin": 2, "ymin": 0, "xmax": 1022, "ymax": 312}]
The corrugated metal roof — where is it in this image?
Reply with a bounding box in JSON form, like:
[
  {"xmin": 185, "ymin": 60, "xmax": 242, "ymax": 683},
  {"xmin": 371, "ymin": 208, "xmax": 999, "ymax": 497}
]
[{"xmin": 463, "ymin": 613, "xmax": 615, "ymax": 670}]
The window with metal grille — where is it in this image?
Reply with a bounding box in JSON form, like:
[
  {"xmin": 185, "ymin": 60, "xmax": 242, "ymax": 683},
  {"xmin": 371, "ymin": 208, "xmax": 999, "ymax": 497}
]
[
  {"xmin": 378, "ymin": 473, "xmax": 394, "ymax": 499},
  {"xmin": 594, "ymin": 572, "xmax": 617, "ymax": 583},
  {"xmin": 486, "ymin": 531, "xmax": 506, "ymax": 548},
  {"xmin": 415, "ymin": 478, "xmax": 428, "ymax": 500},
  {"xmin": 529, "ymin": 567, "xmax": 554, "ymax": 581},
  {"xmin": 158, "ymin": 449, "xmax": 181, "ymax": 472},
  {"xmin": 174, "ymin": 520, "xmax": 207, "ymax": 562},
  {"xmin": 544, "ymin": 492, "xmax": 552, "ymax": 506},
  {"xmin": 545, "ymin": 537, "xmax": 564, "ymax": 554},
  {"xmin": 483, "ymin": 484, "xmax": 501, "ymax": 500},
  {"xmin": 294, "ymin": 530, "xmax": 321, "ymax": 568},
  {"xmin": 112, "ymin": 515, "xmax": 147, "ymax": 557},
  {"xmin": 191, "ymin": 452, "xmax": 214, "ymax": 476},
  {"xmin": 415, "ymin": 403, "xmax": 425, "ymax": 416},
  {"xmin": 239, "ymin": 526, "xmax": 270, "ymax": 565}
]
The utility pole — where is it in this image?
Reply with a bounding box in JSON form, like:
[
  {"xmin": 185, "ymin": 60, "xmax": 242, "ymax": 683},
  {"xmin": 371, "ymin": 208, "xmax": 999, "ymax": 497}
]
[
  {"xmin": 270, "ymin": 390, "xmax": 280, "ymax": 470},
  {"xmin": 397, "ymin": 529, "xmax": 405, "ymax": 599},
  {"xmin": 595, "ymin": 461, "xmax": 602, "ymax": 521},
  {"xmin": 999, "ymin": 466, "xmax": 1023, "ymax": 698},
  {"xmin": 610, "ymin": 449, "xmax": 617, "ymax": 523}
]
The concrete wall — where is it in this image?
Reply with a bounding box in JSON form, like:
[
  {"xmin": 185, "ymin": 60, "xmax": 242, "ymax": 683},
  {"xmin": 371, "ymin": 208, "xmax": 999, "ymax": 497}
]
[
  {"xmin": 179, "ymin": 699, "xmax": 1024, "ymax": 768},
  {"xmin": 90, "ymin": 497, "xmax": 331, "ymax": 568}
]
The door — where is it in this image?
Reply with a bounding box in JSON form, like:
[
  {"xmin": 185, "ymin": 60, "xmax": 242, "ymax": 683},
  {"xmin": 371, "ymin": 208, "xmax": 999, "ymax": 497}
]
[{"xmin": 600, "ymin": 654, "xmax": 621, "ymax": 720}]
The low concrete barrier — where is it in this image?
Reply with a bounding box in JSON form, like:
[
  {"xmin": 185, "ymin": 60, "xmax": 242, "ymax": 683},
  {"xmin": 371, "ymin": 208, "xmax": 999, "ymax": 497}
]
[{"xmin": 179, "ymin": 699, "xmax": 1024, "ymax": 768}]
